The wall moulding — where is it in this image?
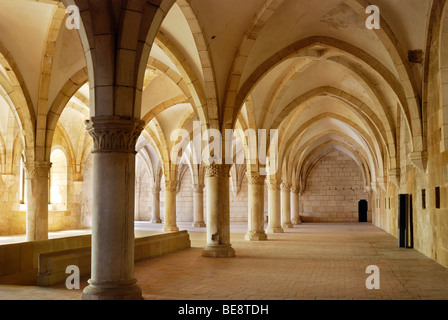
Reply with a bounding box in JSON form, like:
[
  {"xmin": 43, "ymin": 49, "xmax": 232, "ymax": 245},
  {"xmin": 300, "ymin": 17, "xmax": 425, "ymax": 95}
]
[{"xmin": 410, "ymin": 151, "xmax": 428, "ymax": 173}]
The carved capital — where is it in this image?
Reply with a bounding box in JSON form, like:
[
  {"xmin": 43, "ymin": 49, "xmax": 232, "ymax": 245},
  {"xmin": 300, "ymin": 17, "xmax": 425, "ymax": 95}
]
[
  {"xmin": 25, "ymin": 162, "xmax": 52, "ymax": 179},
  {"xmin": 266, "ymin": 179, "xmax": 282, "ymax": 191},
  {"xmin": 205, "ymin": 163, "xmax": 220, "ymax": 177},
  {"xmin": 246, "ymin": 172, "xmax": 266, "ymax": 185},
  {"xmin": 194, "ymin": 184, "xmax": 205, "ymax": 193},
  {"xmin": 291, "ymin": 185, "xmax": 300, "ymax": 194},
  {"xmin": 152, "ymin": 186, "xmax": 161, "ymax": 194},
  {"xmin": 164, "ymin": 180, "xmax": 178, "ymax": 192},
  {"xmin": 205, "ymin": 164, "xmax": 231, "ymax": 178},
  {"xmin": 86, "ymin": 116, "xmax": 145, "ymax": 154},
  {"xmin": 281, "ymin": 183, "xmax": 291, "ymax": 192}
]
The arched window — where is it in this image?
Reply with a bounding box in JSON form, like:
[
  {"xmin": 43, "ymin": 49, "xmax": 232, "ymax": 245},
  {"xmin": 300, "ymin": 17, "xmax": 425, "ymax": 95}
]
[{"xmin": 49, "ymin": 149, "xmax": 68, "ymax": 211}]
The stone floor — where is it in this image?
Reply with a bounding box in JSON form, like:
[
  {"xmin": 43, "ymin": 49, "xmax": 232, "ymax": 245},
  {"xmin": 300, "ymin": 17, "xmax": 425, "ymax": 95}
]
[{"xmin": 1, "ymin": 222, "xmax": 448, "ymax": 300}]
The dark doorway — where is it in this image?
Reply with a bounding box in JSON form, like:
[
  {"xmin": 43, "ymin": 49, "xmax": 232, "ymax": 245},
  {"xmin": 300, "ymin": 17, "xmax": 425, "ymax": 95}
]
[
  {"xmin": 399, "ymin": 194, "xmax": 414, "ymax": 248},
  {"xmin": 358, "ymin": 200, "xmax": 368, "ymax": 222}
]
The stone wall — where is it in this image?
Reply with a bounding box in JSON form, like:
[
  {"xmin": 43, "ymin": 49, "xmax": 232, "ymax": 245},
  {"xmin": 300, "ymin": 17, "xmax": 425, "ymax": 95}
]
[{"xmin": 300, "ymin": 150, "xmax": 372, "ymax": 222}]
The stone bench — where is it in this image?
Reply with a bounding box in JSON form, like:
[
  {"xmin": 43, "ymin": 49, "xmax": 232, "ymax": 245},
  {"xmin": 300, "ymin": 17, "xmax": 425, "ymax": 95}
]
[
  {"xmin": 0, "ymin": 234, "xmax": 92, "ymax": 285},
  {"xmin": 36, "ymin": 231, "xmax": 191, "ymax": 286}
]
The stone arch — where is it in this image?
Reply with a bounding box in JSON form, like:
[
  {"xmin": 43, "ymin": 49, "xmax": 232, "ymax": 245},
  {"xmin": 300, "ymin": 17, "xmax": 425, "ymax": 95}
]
[
  {"xmin": 438, "ymin": 1, "xmax": 448, "ymax": 151},
  {"xmin": 142, "ymin": 96, "xmax": 189, "ymax": 125},
  {"xmin": 282, "ymin": 126, "xmax": 381, "ymax": 187},
  {"xmin": 276, "ymin": 101, "xmax": 388, "ymax": 175},
  {"xmin": 298, "ymin": 142, "xmax": 372, "ymax": 194},
  {"xmin": 36, "ymin": 5, "xmax": 67, "ymax": 162},
  {"xmin": 61, "ymin": 0, "xmax": 178, "ymax": 119},
  {"xmin": 274, "ymin": 87, "xmax": 392, "ymax": 150},
  {"xmin": 146, "ymin": 57, "xmax": 200, "ymax": 119},
  {"xmin": 154, "ymin": 32, "xmax": 209, "ymax": 127},
  {"xmin": 222, "ymin": 0, "xmax": 285, "ymax": 129},
  {"xmin": 232, "ymin": 37, "xmax": 422, "ymax": 153},
  {"xmin": 176, "ymin": 0, "xmax": 219, "ymax": 130},
  {"xmin": 46, "ymin": 68, "xmax": 89, "ymax": 162},
  {"xmin": 0, "ymin": 42, "xmax": 36, "ymax": 162}
]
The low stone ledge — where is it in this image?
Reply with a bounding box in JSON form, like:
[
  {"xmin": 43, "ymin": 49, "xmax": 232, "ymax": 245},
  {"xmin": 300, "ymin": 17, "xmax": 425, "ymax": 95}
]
[
  {"xmin": 0, "ymin": 234, "xmax": 92, "ymax": 285},
  {"xmin": 37, "ymin": 231, "xmax": 191, "ymax": 287}
]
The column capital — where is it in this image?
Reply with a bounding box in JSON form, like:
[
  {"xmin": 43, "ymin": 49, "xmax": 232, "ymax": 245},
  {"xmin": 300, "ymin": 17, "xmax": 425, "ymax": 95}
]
[
  {"xmin": 266, "ymin": 179, "xmax": 282, "ymax": 191},
  {"xmin": 291, "ymin": 185, "xmax": 301, "ymax": 194},
  {"xmin": 281, "ymin": 183, "xmax": 291, "ymax": 191},
  {"xmin": 246, "ymin": 172, "xmax": 266, "ymax": 185},
  {"xmin": 85, "ymin": 116, "xmax": 145, "ymax": 154},
  {"xmin": 152, "ymin": 186, "xmax": 161, "ymax": 194},
  {"xmin": 164, "ymin": 180, "xmax": 178, "ymax": 192},
  {"xmin": 193, "ymin": 184, "xmax": 205, "ymax": 193},
  {"xmin": 205, "ymin": 163, "xmax": 231, "ymax": 178},
  {"xmin": 25, "ymin": 161, "xmax": 52, "ymax": 179}
]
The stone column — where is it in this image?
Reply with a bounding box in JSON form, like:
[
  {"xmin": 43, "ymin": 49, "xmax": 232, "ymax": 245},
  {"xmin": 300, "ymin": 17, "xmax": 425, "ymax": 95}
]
[
  {"xmin": 281, "ymin": 183, "xmax": 293, "ymax": 229},
  {"xmin": 245, "ymin": 172, "xmax": 267, "ymax": 241},
  {"xmin": 82, "ymin": 116, "xmax": 143, "ymax": 300},
  {"xmin": 164, "ymin": 180, "xmax": 179, "ymax": 232},
  {"xmin": 202, "ymin": 163, "xmax": 235, "ymax": 258},
  {"xmin": 193, "ymin": 184, "xmax": 206, "ymax": 227},
  {"xmin": 266, "ymin": 179, "xmax": 283, "ymax": 233},
  {"xmin": 25, "ymin": 161, "xmax": 52, "ymax": 241},
  {"xmin": 150, "ymin": 186, "xmax": 162, "ymax": 223},
  {"xmin": 291, "ymin": 185, "xmax": 302, "ymax": 225}
]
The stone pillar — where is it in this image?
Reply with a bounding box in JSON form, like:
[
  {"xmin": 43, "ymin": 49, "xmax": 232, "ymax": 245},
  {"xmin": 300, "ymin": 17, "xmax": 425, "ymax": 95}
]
[
  {"xmin": 25, "ymin": 161, "xmax": 52, "ymax": 241},
  {"xmin": 266, "ymin": 179, "xmax": 283, "ymax": 233},
  {"xmin": 150, "ymin": 186, "xmax": 162, "ymax": 223},
  {"xmin": 193, "ymin": 184, "xmax": 206, "ymax": 227},
  {"xmin": 291, "ymin": 185, "xmax": 302, "ymax": 225},
  {"xmin": 82, "ymin": 116, "xmax": 143, "ymax": 300},
  {"xmin": 245, "ymin": 172, "xmax": 267, "ymax": 241},
  {"xmin": 164, "ymin": 180, "xmax": 179, "ymax": 232},
  {"xmin": 202, "ymin": 164, "xmax": 235, "ymax": 258},
  {"xmin": 281, "ymin": 183, "xmax": 293, "ymax": 229}
]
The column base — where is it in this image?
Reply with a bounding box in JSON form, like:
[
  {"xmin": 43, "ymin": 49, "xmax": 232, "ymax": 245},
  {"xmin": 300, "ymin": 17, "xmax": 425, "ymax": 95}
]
[
  {"xmin": 282, "ymin": 223, "xmax": 294, "ymax": 229},
  {"xmin": 245, "ymin": 231, "xmax": 268, "ymax": 241},
  {"xmin": 150, "ymin": 219, "xmax": 162, "ymax": 224},
  {"xmin": 164, "ymin": 226, "xmax": 180, "ymax": 232},
  {"xmin": 266, "ymin": 226, "xmax": 284, "ymax": 234},
  {"xmin": 82, "ymin": 279, "xmax": 142, "ymax": 300},
  {"xmin": 202, "ymin": 244, "xmax": 235, "ymax": 258},
  {"xmin": 292, "ymin": 219, "xmax": 302, "ymax": 225},
  {"xmin": 193, "ymin": 222, "xmax": 206, "ymax": 228}
]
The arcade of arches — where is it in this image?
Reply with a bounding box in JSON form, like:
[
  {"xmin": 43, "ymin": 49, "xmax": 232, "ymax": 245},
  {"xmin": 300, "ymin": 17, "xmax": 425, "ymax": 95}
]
[{"xmin": 0, "ymin": 0, "xmax": 447, "ymax": 300}]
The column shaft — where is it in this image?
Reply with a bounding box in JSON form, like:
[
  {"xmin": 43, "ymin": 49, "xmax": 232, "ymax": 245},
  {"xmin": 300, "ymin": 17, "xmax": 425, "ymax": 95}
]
[
  {"xmin": 25, "ymin": 162, "xmax": 51, "ymax": 241},
  {"xmin": 246, "ymin": 173, "xmax": 267, "ymax": 241},
  {"xmin": 164, "ymin": 181, "xmax": 179, "ymax": 232},
  {"xmin": 82, "ymin": 116, "xmax": 143, "ymax": 300},
  {"xmin": 202, "ymin": 164, "xmax": 235, "ymax": 258},
  {"xmin": 281, "ymin": 183, "xmax": 293, "ymax": 229},
  {"xmin": 291, "ymin": 186, "xmax": 302, "ymax": 225},
  {"xmin": 266, "ymin": 179, "xmax": 283, "ymax": 233},
  {"xmin": 193, "ymin": 185, "xmax": 206, "ymax": 227},
  {"xmin": 151, "ymin": 187, "xmax": 162, "ymax": 223}
]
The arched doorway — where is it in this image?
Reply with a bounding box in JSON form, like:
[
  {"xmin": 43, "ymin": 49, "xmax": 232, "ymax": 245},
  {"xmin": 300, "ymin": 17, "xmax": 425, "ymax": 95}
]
[{"xmin": 358, "ymin": 200, "xmax": 368, "ymax": 222}]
